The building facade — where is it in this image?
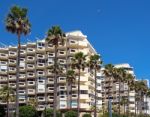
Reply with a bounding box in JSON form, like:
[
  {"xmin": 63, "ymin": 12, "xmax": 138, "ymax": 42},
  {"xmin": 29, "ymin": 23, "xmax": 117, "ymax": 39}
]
[{"xmin": 0, "ymin": 31, "xmax": 102, "ymax": 113}]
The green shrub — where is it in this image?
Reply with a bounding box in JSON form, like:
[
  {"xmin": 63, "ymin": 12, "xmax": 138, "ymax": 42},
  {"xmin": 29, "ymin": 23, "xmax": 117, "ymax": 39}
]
[
  {"xmin": 65, "ymin": 110, "xmax": 78, "ymax": 117},
  {"xmin": 19, "ymin": 105, "xmax": 37, "ymax": 117},
  {"xmin": 82, "ymin": 113, "xmax": 92, "ymax": 117},
  {"xmin": 43, "ymin": 108, "xmax": 61, "ymax": 117}
]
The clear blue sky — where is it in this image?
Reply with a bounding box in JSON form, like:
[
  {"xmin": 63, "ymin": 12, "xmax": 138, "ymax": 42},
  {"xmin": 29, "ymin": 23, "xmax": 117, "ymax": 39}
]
[{"xmin": 0, "ymin": 0, "xmax": 150, "ymax": 79}]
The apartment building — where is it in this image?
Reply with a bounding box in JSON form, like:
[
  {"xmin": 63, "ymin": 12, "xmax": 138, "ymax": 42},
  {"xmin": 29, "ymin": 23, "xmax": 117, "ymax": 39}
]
[
  {"xmin": 0, "ymin": 31, "xmax": 102, "ymax": 113},
  {"xmin": 101, "ymin": 63, "xmax": 136, "ymax": 113}
]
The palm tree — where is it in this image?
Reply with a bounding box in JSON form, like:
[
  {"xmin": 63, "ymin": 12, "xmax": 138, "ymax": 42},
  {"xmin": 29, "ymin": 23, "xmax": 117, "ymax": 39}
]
[
  {"xmin": 103, "ymin": 64, "xmax": 115, "ymax": 112},
  {"xmin": 133, "ymin": 81, "xmax": 147, "ymax": 116},
  {"xmin": 114, "ymin": 68, "xmax": 126, "ymax": 115},
  {"xmin": 125, "ymin": 73, "xmax": 134, "ymax": 116},
  {"xmin": 120, "ymin": 97, "xmax": 128, "ymax": 115},
  {"xmin": 138, "ymin": 81, "xmax": 147, "ymax": 114},
  {"xmin": 0, "ymin": 85, "xmax": 15, "ymax": 117},
  {"xmin": 71, "ymin": 52, "xmax": 87, "ymax": 117},
  {"xmin": 5, "ymin": 5, "xmax": 31, "ymax": 117},
  {"xmin": 87, "ymin": 54, "xmax": 102, "ymax": 117},
  {"xmin": 45, "ymin": 26, "xmax": 66, "ymax": 117},
  {"xmin": 66, "ymin": 70, "xmax": 76, "ymax": 109}
]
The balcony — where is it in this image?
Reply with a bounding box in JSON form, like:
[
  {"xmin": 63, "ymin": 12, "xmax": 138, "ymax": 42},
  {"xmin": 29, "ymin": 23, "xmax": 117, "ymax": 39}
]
[
  {"xmin": 37, "ymin": 46, "xmax": 45, "ymax": 53},
  {"xmin": 28, "ymin": 89, "xmax": 35, "ymax": 95},
  {"xmin": 28, "ymin": 81, "xmax": 35, "ymax": 86},
  {"xmin": 19, "ymin": 90, "xmax": 26, "ymax": 95},
  {"xmin": 68, "ymin": 40, "xmax": 78, "ymax": 48},
  {"xmin": 37, "ymin": 71, "xmax": 45, "ymax": 76},
  {"xmin": 19, "ymin": 98, "xmax": 26, "ymax": 103},
  {"xmin": 72, "ymin": 86, "xmax": 78, "ymax": 91},
  {"xmin": 48, "ymin": 96, "xmax": 54, "ymax": 102},
  {"xmin": 48, "ymin": 87, "xmax": 54, "ymax": 92},
  {"xmin": 27, "ymin": 64, "xmax": 35, "ymax": 71},
  {"xmin": 8, "ymin": 67, "xmax": 16, "ymax": 74},
  {"xmin": 9, "ymin": 83, "xmax": 16, "ymax": 88},
  {"xmin": 47, "ymin": 78, "xmax": 54, "ymax": 84},
  {"xmin": 68, "ymin": 49, "xmax": 77, "ymax": 55},
  {"xmin": 38, "ymin": 97, "xmax": 45, "ymax": 102},
  {"xmin": 0, "ymin": 53, "xmax": 8, "ymax": 60},
  {"xmin": 58, "ymin": 51, "xmax": 66, "ymax": 57},
  {"xmin": 27, "ymin": 56, "xmax": 35, "ymax": 63},
  {"xmin": 72, "ymin": 94, "xmax": 77, "ymax": 99},
  {"xmin": 27, "ymin": 72, "xmax": 35, "ymax": 78},
  {"xmin": 58, "ymin": 77, "xmax": 66, "ymax": 83},
  {"xmin": 58, "ymin": 59, "xmax": 66, "ymax": 65},
  {"xmin": 36, "ymin": 63, "xmax": 45, "ymax": 69},
  {"xmin": 0, "ymin": 77, "xmax": 7, "ymax": 82},
  {"xmin": 9, "ymin": 51, "xmax": 17, "ymax": 58},
  {"xmin": 58, "ymin": 86, "xmax": 67, "ymax": 91},
  {"xmin": 27, "ymin": 48, "xmax": 35, "ymax": 54},
  {"xmin": 20, "ymin": 50, "xmax": 26, "ymax": 56},
  {"xmin": 19, "ymin": 82, "xmax": 25, "ymax": 87},
  {"xmin": 19, "ymin": 74, "xmax": 26, "ymax": 79},
  {"xmin": 9, "ymin": 75, "xmax": 16, "ymax": 81},
  {"xmin": 8, "ymin": 59, "xmax": 16, "ymax": 66},
  {"xmin": 37, "ymin": 105, "xmax": 45, "ymax": 111}
]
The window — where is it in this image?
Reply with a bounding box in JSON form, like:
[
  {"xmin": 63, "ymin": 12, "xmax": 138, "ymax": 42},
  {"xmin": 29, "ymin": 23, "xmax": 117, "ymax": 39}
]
[
  {"xmin": 70, "ymin": 49, "xmax": 76, "ymax": 52},
  {"xmin": 59, "ymin": 51, "xmax": 65, "ymax": 55},
  {"xmin": 80, "ymin": 90, "xmax": 88, "ymax": 94},
  {"xmin": 38, "ymin": 43, "xmax": 45, "ymax": 47}
]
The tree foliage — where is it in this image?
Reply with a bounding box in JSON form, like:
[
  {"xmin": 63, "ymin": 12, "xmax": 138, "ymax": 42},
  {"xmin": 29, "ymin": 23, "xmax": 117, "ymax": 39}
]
[
  {"xmin": 19, "ymin": 106, "xmax": 36, "ymax": 117},
  {"xmin": 65, "ymin": 110, "xmax": 78, "ymax": 117},
  {"xmin": 43, "ymin": 108, "xmax": 61, "ymax": 117},
  {"xmin": 82, "ymin": 113, "xmax": 92, "ymax": 117}
]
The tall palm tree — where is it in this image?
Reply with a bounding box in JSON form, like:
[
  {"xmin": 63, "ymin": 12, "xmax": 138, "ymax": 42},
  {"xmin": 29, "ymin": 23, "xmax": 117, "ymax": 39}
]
[
  {"xmin": 87, "ymin": 54, "xmax": 102, "ymax": 117},
  {"xmin": 138, "ymin": 81, "xmax": 147, "ymax": 114},
  {"xmin": 0, "ymin": 85, "xmax": 15, "ymax": 117},
  {"xmin": 120, "ymin": 97, "xmax": 128, "ymax": 115},
  {"xmin": 45, "ymin": 26, "xmax": 66, "ymax": 117},
  {"xmin": 103, "ymin": 64, "xmax": 115, "ymax": 112},
  {"xmin": 133, "ymin": 81, "xmax": 147, "ymax": 115},
  {"xmin": 66, "ymin": 70, "xmax": 76, "ymax": 109},
  {"xmin": 5, "ymin": 6, "xmax": 31, "ymax": 117},
  {"xmin": 71, "ymin": 52, "xmax": 87, "ymax": 117},
  {"xmin": 125, "ymin": 73, "xmax": 134, "ymax": 116},
  {"xmin": 114, "ymin": 68, "xmax": 126, "ymax": 115}
]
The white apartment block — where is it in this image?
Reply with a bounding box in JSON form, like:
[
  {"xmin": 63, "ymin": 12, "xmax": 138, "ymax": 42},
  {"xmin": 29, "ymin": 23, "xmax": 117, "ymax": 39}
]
[
  {"xmin": 101, "ymin": 63, "xmax": 136, "ymax": 113},
  {"xmin": 0, "ymin": 31, "xmax": 102, "ymax": 113}
]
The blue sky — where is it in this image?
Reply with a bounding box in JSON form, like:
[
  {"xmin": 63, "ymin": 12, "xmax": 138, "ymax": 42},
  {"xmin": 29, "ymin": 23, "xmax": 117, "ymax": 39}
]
[{"xmin": 0, "ymin": 0, "xmax": 150, "ymax": 79}]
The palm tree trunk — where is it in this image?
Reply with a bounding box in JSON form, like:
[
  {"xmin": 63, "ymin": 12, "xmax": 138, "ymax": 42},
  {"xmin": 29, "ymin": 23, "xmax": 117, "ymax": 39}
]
[
  {"xmin": 119, "ymin": 79, "xmax": 121, "ymax": 116},
  {"xmin": 70, "ymin": 83, "xmax": 72, "ymax": 109},
  {"xmin": 135, "ymin": 100, "xmax": 137, "ymax": 117},
  {"xmin": 77, "ymin": 69, "xmax": 80, "ymax": 117},
  {"xmin": 7, "ymin": 94, "xmax": 9, "ymax": 117},
  {"xmin": 67, "ymin": 82, "xmax": 70, "ymax": 109},
  {"xmin": 16, "ymin": 32, "xmax": 21, "ymax": 117},
  {"xmin": 124, "ymin": 103, "xmax": 125, "ymax": 115},
  {"xmin": 66, "ymin": 39, "xmax": 69, "ymax": 110},
  {"xmin": 94, "ymin": 69, "xmax": 97, "ymax": 117},
  {"xmin": 53, "ymin": 45, "xmax": 58, "ymax": 117}
]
